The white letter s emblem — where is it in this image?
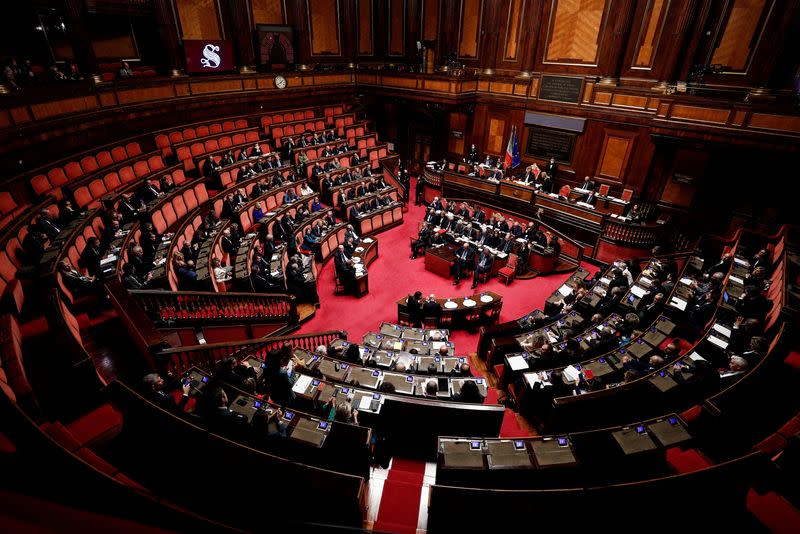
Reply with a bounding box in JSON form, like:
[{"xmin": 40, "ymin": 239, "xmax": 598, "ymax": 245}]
[{"xmin": 200, "ymin": 44, "xmax": 221, "ymax": 68}]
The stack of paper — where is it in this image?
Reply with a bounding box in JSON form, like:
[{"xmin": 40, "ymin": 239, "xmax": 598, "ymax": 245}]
[
  {"xmin": 630, "ymin": 286, "xmax": 647, "ymax": 298},
  {"xmin": 506, "ymin": 355, "xmax": 528, "ymax": 371},
  {"xmin": 669, "ymin": 297, "xmax": 688, "ymax": 311}
]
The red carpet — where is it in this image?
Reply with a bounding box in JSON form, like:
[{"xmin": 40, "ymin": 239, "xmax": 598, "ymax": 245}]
[
  {"xmin": 374, "ymin": 458, "xmax": 426, "ymax": 534},
  {"xmin": 297, "ymin": 178, "xmax": 599, "ymax": 358}
]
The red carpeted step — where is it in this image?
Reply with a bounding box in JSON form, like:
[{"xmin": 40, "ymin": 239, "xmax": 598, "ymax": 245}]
[
  {"xmin": 373, "ymin": 458, "xmax": 426, "ymax": 534},
  {"xmin": 666, "ymin": 447, "xmax": 712, "ymax": 473},
  {"xmin": 747, "ymin": 489, "xmax": 800, "ymax": 534},
  {"xmin": 485, "ymin": 387, "xmax": 499, "ymax": 405},
  {"xmin": 65, "ymin": 403, "xmax": 123, "ymax": 448},
  {"xmin": 499, "ymin": 409, "xmax": 527, "ymax": 438}
]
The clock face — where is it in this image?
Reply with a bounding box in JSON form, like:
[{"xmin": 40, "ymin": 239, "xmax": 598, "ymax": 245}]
[{"xmin": 274, "ymin": 76, "xmax": 287, "ymax": 89}]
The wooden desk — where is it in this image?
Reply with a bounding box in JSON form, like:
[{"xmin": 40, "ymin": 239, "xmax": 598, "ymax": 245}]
[
  {"xmin": 424, "ymin": 243, "xmax": 457, "ymax": 278},
  {"xmin": 352, "ymin": 237, "xmax": 378, "ymax": 297},
  {"xmin": 397, "ymin": 291, "xmax": 503, "ymax": 329}
]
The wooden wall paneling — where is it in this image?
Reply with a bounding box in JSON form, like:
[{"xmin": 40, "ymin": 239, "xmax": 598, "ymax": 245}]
[
  {"xmin": 709, "ymin": 0, "xmax": 772, "ymax": 73},
  {"xmin": 405, "ymin": 0, "xmax": 423, "ymax": 62},
  {"xmin": 597, "ymin": 0, "xmax": 637, "ymax": 82},
  {"xmin": 438, "ymin": 0, "xmax": 460, "ymax": 61},
  {"xmin": 486, "ymin": 116, "xmax": 507, "ymax": 155},
  {"xmin": 448, "ymin": 112, "xmax": 468, "ymax": 154},
  {"xmin": 251, "ymin": 0, "xmax": 286, "ymax": 24},
  {"xmin": 519, "ymin": 0, "xmax": 545, "ymax": 73},
  {"xmin": 630, "ymin": 0, "xmax": 670, "ymax": 71},
  {"xmin": 596, "ymin": 128, "xmax": 637, "ymax": 182},
  {"xmin": 307, "ymin": 0, "xmax": 342, "ymax": 56},
  {"xmin": 501, "ymin": 0, "xmax": 525, "ymax": 63},
  {"xmin": 357, "ymin": 0, "xmax": 374, "ymax": 56},
  {"xmin": 175, "ymin": 0, "xmax": 223, "ymax": 40},
  {"xmin": 541, "ymin": 0, "xmax": 610, "ymax": 67},
  {"xmin": 457, "ymin": 0, "xmax": 483, "ymax": 60},
  {"xmin": 388, "ymin": 0, "xmax": 406, "ymax": 56},
  {"xmin": 421, "ymin": 0, "xmax": 440, "ymax": 41}
]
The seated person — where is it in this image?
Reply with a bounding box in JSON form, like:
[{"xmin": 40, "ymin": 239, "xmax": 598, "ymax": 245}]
[
  {"xmin": 452, "ymin": 242, "xmax": 474, "ymax": 285},
  {"xmin": 453, "ymin": 380, "xmax": 484, "ymax": 403},
  {"xmin": 212, "ymin": 257, "xmax": 232, "ymax": 283},
  {"xmin": 58, "ymin": 258, "xmax": 96, "ymax": 296}
]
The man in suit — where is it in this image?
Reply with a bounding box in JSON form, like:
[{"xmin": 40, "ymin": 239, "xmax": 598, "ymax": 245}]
[
  {"xmin": 262, "ymin": 234, "xmax": 276, "ymax": 260},
  {"xmin": 545, "ymin": 158, "xmax": 558, "ymax": 179},
  {"xmin": 582, "ymin": 189, "xmax": 597, "ymax": 205},
  {"xmin": 334, "ymin": 244, "xmax": 357, "ymax": 294},
  {"xmin": 638, "ymin": 292, "xmax": 665, "ymax": 325},
  {"xmin": 424, "ymin": 208, "xmax": 441, "ymax": 227},
  {"xmin": 452, "ymin": 242, "xmax": 474, "ymax": 285},
  {"xmin": 499, "ymin": 233, "xmax": 515, "ymax": 254},
  {"xmin": 35, "ymin": 209, "xmax": 62, "ymax": 239},
  {"xmin": 220, "ymin": 228, "xmax": 237, "ymax": 255},
  {"xmin": 540, "ymin": 173, "xmax": 554, "ymax": 194},
  {"xmin": 348, "ymin": 204, "xmax": 361, "ymax": 228},
  {"xmin": 323, "ymin": 211, "xmax": 337, "ymax": 228},
  {"xmin": 473, "ymin": 206, "xmax": 486, "ymax": 223},
  {"xmin": 282, "ymin": 138, "xmax": 295, "ymax": 160},
  {"xmin": 431, "ymin": 197, "xmax": 444, "ymax": 211},
  {"xmin": 58, "ymin": 258, "xmax": 96, "ymax": 295},
  {"xmin": 138, "ymin": 180, "xmax": 162, "ymax": 202},
  {"xmin": 203, "ymin": 155, "xmax": 220, "ymax": 177},
  {"xmin": 472, "ymin": 248, "xmax": 494, "ymax": 289},
  {"xmin": 752, "ymin": 249, "xmax": 769, "ymax": 272},
  {"xmin": 350, "ymin": 153, "xmax": 360, "ymax": 166},
  {"xmin": 468, "ymin": 144, "xmax": 479, "ymax": 163},
  {"xmin": 705, "ymin": 253, "xmax": 732, "ymax": 276},
  {"xmin": 411, "ymin": 223, "xmax": 432, "ymax": 259},
  {"xmin": 79, "ymin": 236, "xmax": 103, "ymax": 277},
  {"xmin": 579, "ymin": 176, "xmax": 596, "ymax": 190},
  {"xmin": 456, "ymin": 203, "xmax": 470, "ymax": 218},
  {"xmin": 143, "ymin": 373, "xmax": 191, "ymax": 411},
  {"xmin": 422, "ymin": 295, "xmax": 442, "ymax": 323}
]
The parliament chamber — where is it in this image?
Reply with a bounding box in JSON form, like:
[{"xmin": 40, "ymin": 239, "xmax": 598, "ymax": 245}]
[{"xmin": 1, "ymin": 0, "xmax": 800, "ymax": 532}]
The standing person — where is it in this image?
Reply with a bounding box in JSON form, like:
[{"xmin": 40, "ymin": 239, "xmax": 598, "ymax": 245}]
[{"xmin": 414, "ymin": 176, "xmax": 424, "ymax": 205}]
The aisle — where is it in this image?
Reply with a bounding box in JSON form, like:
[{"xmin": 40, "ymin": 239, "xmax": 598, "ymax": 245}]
[{"xmin": 297, "ymin": 178, "xmax": 594, "ymax": 356}]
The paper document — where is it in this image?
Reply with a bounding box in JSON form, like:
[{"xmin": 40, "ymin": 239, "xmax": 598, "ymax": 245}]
[
  {"xmin": 363, "ymin": 237, "xmax": 374, "ymax": 243},
  {"xmin": 680, "ymin": 277, "xmax": 693, "ymax": 286},
  {"xmin": 630, "ymin": 286, "xmax": 647, "ymax": 298},
  {"xmin": 729, "ymin": 275, "xmax": 744, "ymax": 285},
  {"xmin": 713, "ymin": 324, "xmax": 732, "ymax": 338},
  {"xmin": 640, "ymin": 276, "xmax": 652, "ymax": 287},
  {"xmin": 669, "ymin": 297, "xmax": 687, "ymax": 311},
  {"xmin": 100, "ymin": 255, "xmax": 117, "ymax": 265},
  {"xmin": 688, "ymin": 352, "xmax": 706, "ymax": 362},
  {"xmin": 359, "ymin": 396, "xmax": 374, "ymax": 410},
  {"xmin": 506, "ymin": 355, "xmax": 529, "ymax": 371},
  {"xmin": 557, "ymin": 285, "xmax": 573, "ymax": 297},
  {"xmin": 599, "ymin": 277, "xmax": 611, "ymax": 285},
  {"xmin": 707, "ymin": 336, "xmax": 728, "ymax": 349},
  {"xmin": 292, "ymin": 375, "xmax": 312, "ymax": 394},
  {"xmin": 734, "ymin": 257, "xmax": 750, "ymax": 267}
]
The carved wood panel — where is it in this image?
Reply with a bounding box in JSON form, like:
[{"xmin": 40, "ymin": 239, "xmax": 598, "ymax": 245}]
[
  {"xmin": 597, "ymin": 129, "xmax": 636, "ymax": 182},
  {"xmin": 388, "ymin": 0, "xmax": 405, "ymax": 56},
  {"xmin": 503, "ymin": 0, "xmax": 525, "ymax": 61},
  {"xmin": 307, "ymin": 0, "xmax": 341, "ymax": 56},
  {"xmin": 458, "ymin": 0, "xmax": 483, "ymax": 59},
  {"xmin": 544, "ymin": 0, "xmax": 609, "ymax": 65},
  {"xmin": 632, "ymin": 0, "xmax": 669, "ymax": 69},
  {"xmin": 175, "ymin": 0, "xmax": 222, "ymax": 40},
  {"xmin": 487, "ymin": 117, "xmax": 506, "ymax": 154},
  {"xmin": 358, "ymin": 0, "xmax": 373, "ymax": 55},
  {"xmin": 251, "ymin": 0, "xmax": 285, "ymax": 24},
  {"xmin": 710, "ymin": 0, "xmax": 773, "ymax": 72},
  {"xmin": 421, "ymin": 0, "xmax": 439, "ymax": 41}
]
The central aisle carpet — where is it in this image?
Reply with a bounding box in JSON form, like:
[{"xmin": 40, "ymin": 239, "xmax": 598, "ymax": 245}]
[{"xmin": 297, "ymin": 178, "xmax": 597, "ymax": 357}]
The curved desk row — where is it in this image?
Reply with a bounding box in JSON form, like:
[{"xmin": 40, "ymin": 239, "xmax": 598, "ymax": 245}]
[{"xmin": 397, "ymin": 291, "xmax": 503, "ymax": 329}]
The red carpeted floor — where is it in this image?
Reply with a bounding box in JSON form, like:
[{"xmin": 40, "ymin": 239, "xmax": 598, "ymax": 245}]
[
  {"xmin": 297, "ymin": 178, "xmax": 598, "ymax": 358},
  {"xmin": 373, "ymin": 458, "xmax": 427, "ymax": 534}
]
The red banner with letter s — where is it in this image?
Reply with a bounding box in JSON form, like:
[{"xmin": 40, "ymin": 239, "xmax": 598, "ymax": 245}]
[{"xmin": 184, "ymin": 40, "xmax": 235, "ymax": 73}]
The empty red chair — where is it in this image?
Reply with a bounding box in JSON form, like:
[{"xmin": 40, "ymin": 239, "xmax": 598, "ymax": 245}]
[
  {"xmin": 183, "ymin": 128, "xmax": 196, "ymax": 140},
  {"xmin": 209, "ymin": 123, "xmax": 223, "ymax": 134},
  {"xmin": 190, "ymin": 142, "xmax": 205, "ymax": 158},
  {"xmin": 151, "ymin": 211, "xmax": 167, "ymax": 235},
  {"xmin": 196, "ymin": 126, "xmax": 210, "ymax": 138},
  {"xmin": 194, "ymin": 183, "xmax": 209, "ymax": 204},
  {"xmin": 119, "ymin": 166, "xmax": 136, "ymax": 183},
  {"xmin": 168, "ymin": 131, "xmax": 183, "ymax": 144},
  {"xmin": 598, "ymin": 183, "xmax": 610, "ymax": 196},
  {"xmin": 162, "ymin": 204, "xmax": 177, "ymax": 227},
  {"xmin": 172, "ymin": 169, "xmax": 186, "ymax": 185},
  {"xmin": 204, "ymin": 139, "xmax": 219, "ymax": 152},
  {"xmin": 103, "ymin": 172, "xmax": 121, "ymax": 191},
  {"xmin": 89, "ymin": 179, "xmax": 107, "ymax": 200},
  {"xmin": 47, "ymin": 168, "xmax": 69, "ymax": 188},
  {"xmin": 73, "ymin": 186, "xmax": 93, "ymax": 209},
  {"xmin": 96, "ymin": 151, "xmax": 114, "ymax": 168},
  {"xmin": 621, "ymin": 188, "xmax": 633, "ymax": 202},
  {"xmin": 219, "ymin": 136, "xmax": 232, "ymax": 149},
  {"xmin": 235, "ymin": 119, "xmax": 248, "ymax": 128},
  {"xmin": 155, "ymin": 134, "xmax": 169, "ymax": 150},
  {"xmin": 173, "ymin": 197, "xmax": 187, "ymax": 219},
  {"xmin": 133, "ymin": 160, "xmax": 150, "ymax": 178},
  {"xmin": 148, "ymin": 155, "xmax": 164, "ymax": 172},
  {"xmin": 80, "ymin": 155, "xmax": 99, "ymax": 174},
  {"xmin": 31, "ymin": 175, "xmax": 51, "ymax": 196},
  {"xmin": 111, "ymin": 146, "xmax": 127, "ymax": 162},
  {"xmin": 222, "ymin": 121, "xmax": 235, "ymax": 131},
  {"xmin": 125, "ymin": 142, "xmax": 142, "ymax": 157},
  {"xmin": 559, "ymin": 185, "xmax": 571, "ymax": 197},
  {"xmin": 64, "ymin": 161, "xmax": 83, "ymax": 181}
]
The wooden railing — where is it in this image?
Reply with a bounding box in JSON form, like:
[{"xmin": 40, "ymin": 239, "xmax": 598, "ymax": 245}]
[
  {"xmin": 130, "ymin": 290, "xmax": 299, "ymax": 327},
  {"xmin": 380, "ymin": 155, "xmax": 405, "ymax": 202},
  {"xmin": 154, "ymin": 330, "xmax": 346, "ymax": 374},
  {"xmin": 601, "ymin": 219, "xmax": 668, "ymax": 249}
]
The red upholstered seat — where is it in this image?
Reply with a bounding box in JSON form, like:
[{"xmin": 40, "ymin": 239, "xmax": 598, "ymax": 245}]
[
  {"xmin": 747, "ymin": 489, "xmax": 800, "ymax": 534},
  {"xmin": 784, "ymin": 350, "xmax": 800, "ymax": 370},
  {"xmin": 111, "ymin": 146, "xmax": 127, "ymax": 162},
  {"xmin": 40, "ymin": 422, "xmax": 82, "ymax": 452},
  {"xmin": 125, "ymin": 142, "xmax": 142, "ymax": 157},
  {"xmin": 65, "ymin": 403, "xmax": 123, "ymax": 448},
  {"xmin": 680, "ymin": 404, "xmax": 703, "ymax": 424},
  {"xmin": 31, "ymin": 174, "xmax": 51, "ymax": 196},
  {"xmin": 64, "ymin": 161, "xmax": 83, "ymax": 181},
  {"xmin": 80, "ymin": 155, "xmax": 99, "ymax": 174},
  {"xmin": 666, "ymin": 447, "xmax": 712, "ymax": 474}
]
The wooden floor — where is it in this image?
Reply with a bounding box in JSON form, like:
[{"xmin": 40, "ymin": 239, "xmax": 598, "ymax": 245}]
[{"xmin": 297, "ymin": 303, "xmax": 317, "ymax": 322}]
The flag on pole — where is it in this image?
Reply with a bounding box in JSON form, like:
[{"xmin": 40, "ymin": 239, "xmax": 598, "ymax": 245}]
[
  {"xmin": 512, "ymin": 126, "xmax": 521, "ymax": 168},
  {"xmin": 504, "ymin": 126, "xmax": 521, "ymax": 170},
  {"xmin": 504, "ymin": 126, "xmax": 515, "ymax": 169}
]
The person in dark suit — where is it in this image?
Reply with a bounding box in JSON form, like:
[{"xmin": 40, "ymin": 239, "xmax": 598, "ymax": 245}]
[
  {"xmin": 78, "ymin": 236, "xmax": 103, "ymax": 277},
  {"xmin": 143, "ymin": 373, "xmax": 191, "ymax": 411},
  {"xmin": 452, "ymin": 243, "xmax": 474, "ymax": 285},
  {"xmin": 471, "ymin": 206, "xmax": 485, "ymax": 224},
  {"xmin": 430, "ymin": 197, "xmax": 444, "ymax": 211},
  {"xmin": 579, "ymin": 176, "xmax": 595, "ymax": 190},
  {"xmin": 453, "ymin": 380, "xmax": 484, "ymax": 403},
  {"xmin": 499, "ymin": 234, "xmax": 515, "ymax": 254},
  {"xmin": 334, "ymin": 244, "xmax": 357, "ymax": 294},
  {"xmin": 58, "ymin": 259, "xmax": 96, "ymax": 295},
  {"xmin": 736, "ymin": 285, "xmax": 769, "ymax": 320},
  {"xmin": 220, "ymin": 228, "xmax": 237, "ymax": 256},
  {"xmin": 411, "ymin": 223, "xmax": 432, "ymax": 259},
  {"xmin": 472, "ymin": 248, "xmax": 494, "ymax": 289},
  {"xmin": 540, "ymin": 173, "xmax": 553, "ymax": 194},
  {"xmin": 36, "ymin": 209, "xmax": 61, "ymax": 239},
  {"xmin": 545, "ymin": 158, "xmax": 558, "ymax": 179},
  {"xmin": 422, "ymin": 295, "xmax": 442, "ymax": 323},
  {"xmin": 348, "ymin": 204, "xmax": 362, "ymax": 228},
  {"xmin": 138, "ymin": 179, "xmax": 162, "ymax": 202},
  {"xmin": 548, "ymin": 235, "xmax": 561, "ymax": 256},
  {"xmin": 638, "ymin": 292, "xmax": 665, "ymax": 325},
  {"xmin": 405, "ymin": 291, "xmax": 423, "ymax": 327},
  {"xmin": 203, "ymin": 155, "xmax": 220, "ymax": 177},
  {"xmin": 467, "ymin": 144, "xmax": 479, "ymax": 164}
]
